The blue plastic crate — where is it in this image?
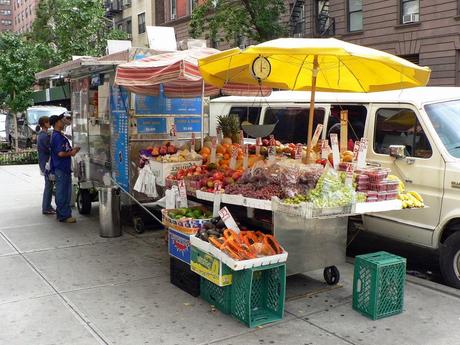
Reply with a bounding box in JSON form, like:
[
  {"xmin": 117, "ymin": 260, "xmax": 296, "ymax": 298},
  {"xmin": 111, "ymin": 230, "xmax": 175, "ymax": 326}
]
[{"xmin": 168, "ymin": 228, "xmax": 192, "ymax": 264}]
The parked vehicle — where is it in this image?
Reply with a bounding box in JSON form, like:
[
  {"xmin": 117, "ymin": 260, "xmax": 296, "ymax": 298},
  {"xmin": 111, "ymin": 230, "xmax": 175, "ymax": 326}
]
[
  {"xmin": 5, "ymin": 106, "xmax": 68, "ymax": 148},
  {"xmin": 210, "ymin": 87, "xmax": 460, "ymax": 288}
]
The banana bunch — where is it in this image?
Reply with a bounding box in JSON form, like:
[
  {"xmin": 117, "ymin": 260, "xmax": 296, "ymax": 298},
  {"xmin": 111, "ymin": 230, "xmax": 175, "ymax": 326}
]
[
  {"xmin": 398, "ymin": 191, "xmax": 424, "ymax": 208},
  {"xmin": 388, "ymin": 175, "xmax": 405, "ymax": 193}
]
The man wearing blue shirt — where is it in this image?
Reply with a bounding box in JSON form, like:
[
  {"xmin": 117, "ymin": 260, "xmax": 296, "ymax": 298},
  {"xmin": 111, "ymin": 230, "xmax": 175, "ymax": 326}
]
[
  {"xmin": 37, "ymin": 116, "xmax": 55, "ymax": 215},
  {"xmin": 49, "ymin": 114, "xmax": 80, "ymax": 223}
]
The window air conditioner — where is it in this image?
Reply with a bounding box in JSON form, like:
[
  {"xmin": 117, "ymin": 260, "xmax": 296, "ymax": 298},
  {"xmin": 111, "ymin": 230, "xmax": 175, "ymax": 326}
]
[
  {"xmin": 171, "ymin": 13, "xmax": 176, "ymax": 20},
  {"xmin": 402, "ymin": 13, "xmax": 418, "ymax": 24}
]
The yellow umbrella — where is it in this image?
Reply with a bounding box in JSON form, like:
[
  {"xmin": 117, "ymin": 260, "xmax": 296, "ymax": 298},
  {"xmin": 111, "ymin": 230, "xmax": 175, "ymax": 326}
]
[{"xmin": 198, "ymin": 38, "xmax": 431, "ymax": 159}]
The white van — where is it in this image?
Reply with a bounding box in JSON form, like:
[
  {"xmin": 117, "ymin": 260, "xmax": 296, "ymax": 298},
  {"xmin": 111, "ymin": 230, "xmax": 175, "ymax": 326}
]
[{"xmin": 210, "ymin": 87, "xmax": 460, "ymax": 288}]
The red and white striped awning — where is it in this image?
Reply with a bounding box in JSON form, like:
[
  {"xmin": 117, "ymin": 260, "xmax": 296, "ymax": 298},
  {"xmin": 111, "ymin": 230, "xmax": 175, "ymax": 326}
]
[{"xmin": 115, "ymin": 48, "xmax": 270, "ymax": 98}]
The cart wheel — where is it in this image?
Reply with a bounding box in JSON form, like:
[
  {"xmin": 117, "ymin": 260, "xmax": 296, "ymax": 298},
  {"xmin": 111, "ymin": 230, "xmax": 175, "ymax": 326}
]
[
  {"xmin": 133, "ymin": 217, "xmax": 145, "ymax": 234},
  {"xmin": 324, "ymin": 266, "xmax": 340, "ymax": 285},
  {"xmin": 77, "ymin": 189, "xmax": 92, "ymax": 215}
]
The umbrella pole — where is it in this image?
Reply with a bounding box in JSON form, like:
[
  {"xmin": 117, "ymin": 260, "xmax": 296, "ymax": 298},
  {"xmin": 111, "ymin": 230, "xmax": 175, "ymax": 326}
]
[
  {"xmin": 201, "ymin": 79, "xmax": 205, "ymax": 148},
  {"xmin": 306, "ymin": 55, "xmax": 319, "ymax": 163}
]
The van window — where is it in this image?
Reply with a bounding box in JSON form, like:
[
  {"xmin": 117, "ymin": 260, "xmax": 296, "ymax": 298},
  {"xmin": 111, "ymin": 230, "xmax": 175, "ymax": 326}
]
[
  {"xmin": 229, "ymin": 107, "xmax": 261, "ymax": 128},
  {"xmin": 374, "ymin": 108, "xmax": 432, "ymax": 158},
  {"xmin": 263, "ymin": 107, "xmax": 325, "ymax": 144},
  {"xmin": 326, "ymin": 105, "xmax": 367, "ymax": 152}
]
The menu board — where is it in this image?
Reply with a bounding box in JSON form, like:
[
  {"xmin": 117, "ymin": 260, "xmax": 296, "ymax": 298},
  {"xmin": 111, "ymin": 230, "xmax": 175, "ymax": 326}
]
[{"xmin": 110, "ymin": 86, "xmax": 129, "ymax": 191}]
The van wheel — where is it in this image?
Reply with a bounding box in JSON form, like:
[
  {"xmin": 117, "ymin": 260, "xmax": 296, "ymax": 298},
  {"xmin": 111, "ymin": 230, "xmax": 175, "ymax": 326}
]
[{"xmin": 439, "ymin": 232, "xmax": 460, "ymax": 289}]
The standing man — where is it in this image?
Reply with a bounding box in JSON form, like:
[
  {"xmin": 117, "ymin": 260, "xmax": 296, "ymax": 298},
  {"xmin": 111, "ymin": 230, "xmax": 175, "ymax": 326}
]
[
  {"xmin": 37, "ymin": 116, "xmax": 55, "ymax": 215},
  {"xmin": 49, "ymin": 114, "xmax": 80, "ymax": 223}
]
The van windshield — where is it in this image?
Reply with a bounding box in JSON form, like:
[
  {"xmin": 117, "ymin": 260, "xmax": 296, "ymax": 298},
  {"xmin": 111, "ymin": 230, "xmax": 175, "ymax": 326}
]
[
  {"xmin": 425, "ymin": 100, "xmax": 460, "ymax": 158},
  {"xmin": 27, "ymin": 108, "xmax": 66, "ymax": 126}
]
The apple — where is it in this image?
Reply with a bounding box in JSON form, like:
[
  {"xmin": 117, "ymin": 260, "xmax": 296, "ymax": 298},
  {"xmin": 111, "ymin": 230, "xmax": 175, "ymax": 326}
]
[
  {"xmin": 159, "ymin": 146, "xmax": 167, "ymax": 156},
  {"xmin": 262, "ymin": 139, "xmax": 270, "ymax": 147},
  {"xmin": 207, "ymin": 180, "xmax": 214, "ymax": 188},
  {"xmin": 168, "ymin": 145, "xmax": 176, "ymax": 154},
  {"xmin": 212, "ymin": 172, "xmax": 224, "ymax": 181},
  {"xmin": 224, "ymin": 177, "xmax": 234, "ymax": 185},
  {"xmin": 196, "ymin": 166, "xmax": 202, "ymax": 173}
]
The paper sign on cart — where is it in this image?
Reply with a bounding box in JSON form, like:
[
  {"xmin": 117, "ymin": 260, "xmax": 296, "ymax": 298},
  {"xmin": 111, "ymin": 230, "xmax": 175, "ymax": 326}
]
[
  {"xmin": 166, "ymin": 187, "xmax": 177, "ymax": 209},
  {"xmin": 330, "ymin": 134, "xmax": 340, "ymax": 169},
  {"xmin": 312, "ymin": 124, "xmax": 324, "ymax": 147},
  {"xmin": 218, "ymin": 207, "xmax": 240, "ymax": 233},
  {"xmin": 243, "ymin": 144, "xmax": 249, "ymax": 169},
  {"xmin": 268, "ymin": 146, "xmax": 276, "ymax": 162},
  {"xmin": 240, "ymin": 130, "xmax": 244, "ymax": 145},
  {"xmin": 212, "ymin": 182, "xmax": 222, "ymax": 217},
  {"xmin": 170, "ymin": 124, "xmax": 178, "ymax": 146},
  {"xmin": 210, "ymin": 136, "xmax": 217, "ymax": 163},
  {"xmin": 177, "ymin": 180, "xmax": 188, "ymax": 208},
  {"xmin": 229, "ymin": 146, "xmax": 238, "ymax": 170}
]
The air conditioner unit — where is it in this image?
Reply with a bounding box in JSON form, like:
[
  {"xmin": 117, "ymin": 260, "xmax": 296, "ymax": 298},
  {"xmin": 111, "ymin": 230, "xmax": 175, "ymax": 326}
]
[
  {"xmin": 402, "ymin": 13, "xmax": 419, "ymax": 24},
  {"xmin": 171, "ymin": 13, "xmax": 176, "ymax": 20}
]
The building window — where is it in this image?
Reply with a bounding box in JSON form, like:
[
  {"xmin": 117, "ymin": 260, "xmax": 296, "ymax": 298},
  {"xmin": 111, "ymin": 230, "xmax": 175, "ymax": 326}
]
[
  {"xmin": 0, "ymin": 0, "xmax": 11, "ymax": 4},
  {"xmin": 1, "ymin": 19, "xmax": 12, "ymax": 25},
  {"xmin": 126, "ymin": 19, "xmax": 132, "ymax": 34},
  {"xmin": 399, "ymin": 54, "xmax": 420, "ymax": 65},
  {"xmin": 170, "ymin": 0, "xmax": 176, "ymax": 20},
  {"xmin": 348, "ymin": 0, "xmax": 362, "ymax": 32},
  {"xmin": 401, "ymin": 0, "xmax": 419, "ymax": 23},
  {"xmin": 138, "ymin": 12, "xmax": 145, "ymax": 34},
  {"xmin": 0, "ymin": 9, "xmax": 11, "ymax": 15}
]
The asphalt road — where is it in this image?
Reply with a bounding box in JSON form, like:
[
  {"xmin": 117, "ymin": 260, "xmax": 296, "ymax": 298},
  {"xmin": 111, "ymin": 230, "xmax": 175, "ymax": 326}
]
[{"xmin": 346, "ymin": 218, "xmax": 444, "ymax": 285}]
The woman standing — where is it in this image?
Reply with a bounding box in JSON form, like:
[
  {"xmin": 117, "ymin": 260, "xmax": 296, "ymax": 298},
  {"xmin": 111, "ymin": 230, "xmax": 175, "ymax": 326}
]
[{"xmin": 37, "ymin": 116, "xmax": 55, "ymax": 215}]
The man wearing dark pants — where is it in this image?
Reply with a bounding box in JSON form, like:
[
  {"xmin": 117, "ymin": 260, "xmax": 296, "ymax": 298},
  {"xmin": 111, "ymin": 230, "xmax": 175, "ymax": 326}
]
[
  {"xmin": 37, "ymin": 116, "xmax": 55, "ymax": 215},
  {"xmin": 49, "ymin": 114, "xmax": 80, "ymax": 223}
]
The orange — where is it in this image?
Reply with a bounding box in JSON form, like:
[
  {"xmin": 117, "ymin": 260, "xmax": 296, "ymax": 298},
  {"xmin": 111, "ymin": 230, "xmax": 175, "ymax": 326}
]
[
  {"xmin": 223, "ymin": 153, "xmax": 230, "ymax": 160},
  {"xmin": 201, "ymin": 147, "xmax": 211, "ymax": 155},
  {"xmin": 201, "ymin": 153, "xmax": 209, "ymax": 162},
  {"xmin": 216, "ymin": 145, "xmax": 226, "ymax": 154}
]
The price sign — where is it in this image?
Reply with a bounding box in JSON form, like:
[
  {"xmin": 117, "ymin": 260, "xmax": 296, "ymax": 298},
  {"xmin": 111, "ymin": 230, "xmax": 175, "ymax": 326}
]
[
  {"xmin": 357, "ymin": 138, "xmax": 368, "ymax": 168},
  {"xmin": 230, "ymin": 146, "xmax": 238, "ymax": 170},
  {"xmin": 269, "ymin": 134, "xmax": 276, "ymax": 146},
  {"xmin": 240, "ymin": 130, "xmax": 244, "ymax": 145},
  {"xmin": 210, "ymin": 136, "xmax": 217, "ymax": 163},
  {"xmin": 295, "ymin": 143, "xmax": 303, "ymax": 160},
  {"xmin": 256, "ymin": 137, "xmax": 262, "ymax": 156},
  {"xmin": 352, "ymin": 140, "xmax": 360, "ymax": 162},
  {"xmin": 268, "ymin": 146, "xmax": 276, "ymax": 162},
  {"xmin": 218, "ymin": 206, "xmax": 240, "ymax": 233},
  {"xmin": 243, "ymin": 144, "xmax": 249, "ymax": 169},
  {"xmin": 345, "ymin": 163, "xmax": 354, "ymax": 186},
  {"xmin": 216, "ymin": 127, "xmax": 223, "ymax": 144},
  {"xmin": 212, "ymin": 182, "xmax": 223, "ymax": 218},
  {"xmin": 170, "ymin": 124, "xmax": 178, "ymax": 147},
  {"xmin": 165, "ymin": 188, "xmax": 176, "ymax": 209},
  {"xmin": 340, "ymin": 110, "xmax": 348, "ymax": 153},
  {"xmin": 312, "ymin": 124, "xmax": 324, "ymax": 147},
  {"xmin": 191, "ymin": 133, "xmax": 196, "ymax": 152},
  {"xmin": 177, "ymin": 180, "xmax": 188, "ymax": 208},
  {"xmin": 330, "ymin": 134, "xmax": 340, "ymax": 170},
  {"xmin": 320, "ymin": 139, "xmax": 329, "ymax": 159}
]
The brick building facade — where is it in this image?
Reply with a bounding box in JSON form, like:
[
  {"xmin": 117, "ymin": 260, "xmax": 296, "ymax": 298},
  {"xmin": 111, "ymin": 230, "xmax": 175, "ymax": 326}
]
[
  {"xmin": 13, "ymin": 0, "xmax": 38, "ymax": 33},
  {"xmin": 0, "ymin": 0, "xmax": 13, "ymax": 32},
  {"xmin": 154, "ymin": 0, "xmax": 460, "ymax": 87}
]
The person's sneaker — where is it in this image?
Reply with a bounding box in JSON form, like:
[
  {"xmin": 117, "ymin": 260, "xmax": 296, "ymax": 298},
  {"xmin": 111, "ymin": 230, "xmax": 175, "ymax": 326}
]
[{"xmin": 62, "ymin": 217, "xmax": 77, "ymax": 223}]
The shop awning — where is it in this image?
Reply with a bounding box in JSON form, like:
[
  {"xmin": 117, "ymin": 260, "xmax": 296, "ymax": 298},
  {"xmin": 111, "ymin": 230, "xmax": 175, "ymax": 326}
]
[{"xmin": 115, "ymin": 47, "xmax": 270, "ymax": 98}]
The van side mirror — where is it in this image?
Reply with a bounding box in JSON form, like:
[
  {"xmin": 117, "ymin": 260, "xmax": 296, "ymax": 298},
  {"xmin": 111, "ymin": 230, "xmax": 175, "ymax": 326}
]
[{"xmin": 389, "ymin": 145, "xmax": 406, "ymax": 159}]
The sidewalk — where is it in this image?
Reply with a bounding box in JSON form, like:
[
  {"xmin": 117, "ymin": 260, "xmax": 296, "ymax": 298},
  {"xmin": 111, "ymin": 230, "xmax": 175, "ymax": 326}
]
[{"xmin": 0, "ymin": 165, "xmax": 459, "ymax": 345}]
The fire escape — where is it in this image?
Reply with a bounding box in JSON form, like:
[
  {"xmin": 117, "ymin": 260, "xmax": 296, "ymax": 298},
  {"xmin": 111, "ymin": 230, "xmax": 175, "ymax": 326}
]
[
  {"xmin": 104, "ymin": 0, "xmax": 123, "ymax": 19},
  {"xmin": 289, "ymin": 0, "xmax": 335, "ymax": 38}
]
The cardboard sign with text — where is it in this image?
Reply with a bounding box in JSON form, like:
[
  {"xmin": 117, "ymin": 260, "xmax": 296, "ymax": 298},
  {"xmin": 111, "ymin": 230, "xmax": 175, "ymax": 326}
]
[
  {"xmin": 340, "ymin": 110, "xmax": 348, "ymax": 153},
  {"xmin": 177, "ymin": 180, "xmax": 188, "ymax": 208},
  {"xmin": 210, "ymin": 136, "xmax": 217, "ymax": 163},
  {"xmin": 330, "ymin": 134, "xmax": 340, "ymax": 169},
  {"xmin": 312, "ymin": 124, "xmax": 324, "ymax": 147},
  {"xmin": 218, "ymin": 206, "xmax": 240, "ymax": 233}
]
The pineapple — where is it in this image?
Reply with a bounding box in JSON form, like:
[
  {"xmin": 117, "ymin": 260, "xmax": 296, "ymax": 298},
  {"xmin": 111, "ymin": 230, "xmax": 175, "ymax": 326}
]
[{"xmin": 217, "ymin": 114, "xmax": 240, "ymax": 143}]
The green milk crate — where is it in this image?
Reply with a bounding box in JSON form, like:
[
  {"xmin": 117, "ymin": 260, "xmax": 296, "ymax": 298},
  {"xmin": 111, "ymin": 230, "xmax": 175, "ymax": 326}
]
[
  {"xmin": 200, "ymin": 277, "xmax": 232, "ymax": 314},
  {"xmin": 353, "ymin": 251, "xmax": 406, "ymax": 320},
  {"xmin": 230, "ymin": 263, "xmax": 286, "ymax": 328}
]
